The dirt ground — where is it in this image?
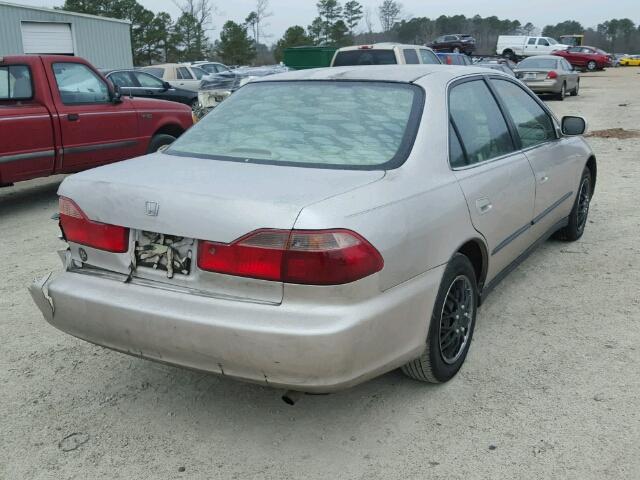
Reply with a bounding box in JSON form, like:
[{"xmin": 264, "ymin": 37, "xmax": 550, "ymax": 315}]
[{"xmin": 1, "ymin": 67, "xmax": 639, "ymax": 480}]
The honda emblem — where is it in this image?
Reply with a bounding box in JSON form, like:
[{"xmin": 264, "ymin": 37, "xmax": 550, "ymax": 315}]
[{"xmin": 145, "ymin": 201, "xmax": 159, "ymax": 216}]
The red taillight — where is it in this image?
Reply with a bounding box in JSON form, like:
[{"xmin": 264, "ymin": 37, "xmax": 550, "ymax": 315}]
[
  {"xmin": 547, "ymin": 71, "xmax": 558, "ymax": 79},
  {"xmin": 59, "ymin": 196, "xmax": 129, "ymax": 253},
  {"xmin": 197, "ymin": 229, "xmax": 384, "ymax": 285}
]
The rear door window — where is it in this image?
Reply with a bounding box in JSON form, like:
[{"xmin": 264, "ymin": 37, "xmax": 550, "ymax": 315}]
[
  {"xmin": 449, "ymin": 79, "xmax": 515, "ymax": 166},
  {"xmin": 403, "ymin": 49, "xmax": 420, "ymax": 64},
  {"xmin": 0, "ymin": 65, "xmax": 33, "ymax": 99},
  {"xmin": 108, "ymin": 71, "xmax": 136, "ymax": 87},
  {"xmin": 527, "ymin": 38, "xmax": 537, "ymax": 45},
  {"xmin": 490, "ymin": 79, "xmax": 556, "ymax": 149},
  {"xmin": 333, "ymin": 50, "xmax": 397, "ymax": 66},
  {"xmin": 177, "ymin": 67, "xmax": 193, "ymax": 79},
  {"xmin": 419, "ymin": 49, "xmax": 440, "ymax": 64},
  {"xmin": 134, "ymin": 72, "xmax": 165, "ymax": 88}
]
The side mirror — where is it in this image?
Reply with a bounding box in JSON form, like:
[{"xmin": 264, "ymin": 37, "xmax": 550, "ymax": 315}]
[
  {"xmin": 561, "ymin": 116, "xmax": 587, "ymax": 136},
  {"xmin": 112, "ymin": 84, "xmax": 122, "ymax": 103},
  {"xmin": 162, "ymin": 81, "xmax": 171, "ymax": 91}
]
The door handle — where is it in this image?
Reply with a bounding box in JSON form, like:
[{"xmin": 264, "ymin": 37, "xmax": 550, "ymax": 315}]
[
  {"xmin": 67, "ymin": 113, "xmax": 79, "ymax": 121},
  {"xmin": 539, "ymin": 175, "xmax": 549, "ymax": 184},
  {"xmin": 475, "ymin": 198, "xmax": 493, "ymax": 215}
]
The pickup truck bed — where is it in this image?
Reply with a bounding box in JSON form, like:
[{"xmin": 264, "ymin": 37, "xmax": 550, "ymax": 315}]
[{"xmin": 1, "ymin": 55, "xmax": 193, "ymax": 186}]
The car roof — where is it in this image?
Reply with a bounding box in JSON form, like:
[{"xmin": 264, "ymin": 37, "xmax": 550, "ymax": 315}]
[
  {"xmin": 336, "ymin": 43, "xmax": 432, "ymax": 52},
  {"xmin": 520, "ymin": 55, "xmax": 560, "ymax": 60},
  {"xmin": 142, "ymin": 63, "xmax": 192, "ymax": 68},
  {"xmin": 254, "ymin": 65, "xmax": 500, "ymax": 84}
]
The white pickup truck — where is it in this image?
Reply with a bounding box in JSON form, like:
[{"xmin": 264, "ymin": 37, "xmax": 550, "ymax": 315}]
[{"xmin": 496, "ymin": 36, "xmax": 570, "ymax": 61}]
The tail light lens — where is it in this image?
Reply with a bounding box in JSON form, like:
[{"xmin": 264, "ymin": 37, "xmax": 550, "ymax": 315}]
[
  {"xmin": 547, "ymin": 71, "xmax": 558, "ymax": 79},
  {"xmin": 59, "ymin": 196, "xmax": 129, "ymax": 253},
  {"xmin": 198, "ymin": 229, "xmax": 384, "ymax": 285}
]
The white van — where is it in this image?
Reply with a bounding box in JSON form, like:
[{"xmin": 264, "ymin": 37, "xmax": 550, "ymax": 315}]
[
  {"xmin": 331, "ymin": 43, "xmax": 441, "ymax": 66},
  {"xmin": 496, "ymin": 36, "xmax": 570, "ymax": 61}
]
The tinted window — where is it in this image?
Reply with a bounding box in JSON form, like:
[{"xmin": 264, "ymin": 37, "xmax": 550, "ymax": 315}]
[
  {"xmin": 518, "ymin": 57, "xmax": 559, "ymax": 69},
  {"xmin": 0, "ymin": 65, "xmax": 32, "ymax": 99},
  {"xmin": 449, "ymin": 80, "xmax": 514, "ymax": 166},
  {"xmin": 177, "ymin": 67, "xmax": 193, "ymax": 79},
  {"xmin": 333, "ymin": 50, "xmax": 397, "ymax": 66},
  {"xmin": 491, "ymin": 79, "xmax": 556, "ymax": 149},
  {"xmin": 449, "ymin": 122, "xmax": 466, "ymax": 168},
  {"xmin": 108, "ymin": 71, "xmax": 135, "ymax": 87},
  {"xmin": 404, "ymin": 49, "xmax": 419, "ymax": 64},
  {"xmin": 142, "ymin": 67, "xmax": 164, "ymax": 78},
  {"xmin": 419, "ymin": 49, "xmax": 440, "ymax": 64},
  {"xmin": 135, "ymin": 72, "xmax": 164, "ymax": 88},
  {"xmin": 168, "ymin": 81, "xmax": 422, "ymax": 169},
  {"xmin": 53, "ymin": 63, "xmax": 109, "ymax": 104}
]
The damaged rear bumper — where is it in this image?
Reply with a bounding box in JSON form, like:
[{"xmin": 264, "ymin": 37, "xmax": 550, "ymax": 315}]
[{"xmin": 29, "ymin": 266, "xmax": 442, "ymax": 392}]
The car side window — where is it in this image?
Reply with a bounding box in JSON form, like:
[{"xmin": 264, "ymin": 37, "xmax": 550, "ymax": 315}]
[
  {"xmin": 568, "ymin": 47, "xmax": 580, "ymax": 53},
  {"xmin": 0, "ymin": 65, "xmax": 33, "ymax": 99},
  {"xmin": 108, "ymin": 71, "xmax": 135, "ymax": 88},
  {"xmin": 449, "ymin": 122, "xmax": 466, "ymax": 168},
  {"xmin": 527, "ymin": 38, "xmax": 537, "ymax": 45},
  {"xmin": 52, "ymin": 62, "xmax": 110, "ymax": 104},
  {"xmin": 135, "ymin": 72, "xmax": 165, "ymax": 88},
  {"xmin": 449, "ymin": 79, "xmax": 515, "ymax": 166},
  {"xmin": 490, "ymin": 79, "xmax": 556, "ymax": 149},
  {"xmin": 177, "ymin": 67, "xmax": 193, "ymax": 79},
  {"xmin": 445, "ymin": 35, "xmax": 456, "ymax": 42},
  {"xmin": 404, "ymin": 49, "xmax": 420, "ymax": 64},
  {"xmin": 538, "ymin": 38, "xmax": 549, "ymax": 46},
  {"xmin": 562, "ymin": 59, "xmax": 573, "ymax": 71},
  {"xmin": 191, "ymin": 67, "xmax": 206, "ymax": 80},
  {"xmin": 419, "ymin": 49, "xmax": 439, "ymax": 64}
]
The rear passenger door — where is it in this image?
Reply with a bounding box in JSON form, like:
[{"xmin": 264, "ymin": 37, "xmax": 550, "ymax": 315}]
[
  {"xmin": 174, "ymin": 67, "xmax": 200, "ymax": 91},
  {"xmin": 490, "ymin": 78, "xmax": 582, "ymax": 236},
  {"xmin": 449, "ymin": 77, "xmax": 536, "ymax": 282}
]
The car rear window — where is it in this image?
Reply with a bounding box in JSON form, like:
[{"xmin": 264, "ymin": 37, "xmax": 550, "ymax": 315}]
[
  {"xmin": 167, "ymin": 81, "xmax": 424, "ymax": 170},
  {"xmin": 518, "ymin": 58, "xmax": 559, "ymax": 69},
  {"xmin": 333, "ymin": 50, "xmax": 397, "ymax": 66}
]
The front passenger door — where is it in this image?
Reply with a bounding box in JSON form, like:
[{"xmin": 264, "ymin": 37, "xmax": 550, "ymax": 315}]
[{"xmin": 449, "ymin": 78, "xmax": 537, "ymax": 282}]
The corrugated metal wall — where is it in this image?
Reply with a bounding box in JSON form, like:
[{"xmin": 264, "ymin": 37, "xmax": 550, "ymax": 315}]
[{"xmin": 0, "ymin": 3, "xmax": 132, "ymax": 69}]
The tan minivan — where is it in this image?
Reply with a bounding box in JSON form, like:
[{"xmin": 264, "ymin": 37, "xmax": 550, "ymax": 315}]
[{"xmin": 331, "ymin": 43, "xmax": 441, "ymax": 66}]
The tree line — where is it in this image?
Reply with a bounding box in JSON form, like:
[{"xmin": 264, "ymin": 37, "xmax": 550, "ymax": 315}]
[{"xmin": 60, "ymin": 0, "xmax": 640, "ymax": 67}]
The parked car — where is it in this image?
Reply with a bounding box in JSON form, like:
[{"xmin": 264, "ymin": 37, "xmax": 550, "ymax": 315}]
[
  {"xmin": 428, "ymin": 34, "xmax": 476, "ymax": 55},
  {"xmin": 0, "ymin": 55, "xmax": 193, "ymax": 187},
  {"xmin": 477, "ymin": 62, "xmax": 516, "ymax": 77},
  {"xmin": 139, "ymin": 63, "xmax": 209, "ymax": 92},
  {"xmin": 553, "ymin": 46, "xmax": 612, "ymax": 71},
  {"xmin": 104, "ymin": 69, "xmax": 198, "ymax": 109},
  {"xmin": 514, "ymin": 55, "xmax": 580, "ymax": 100},
  {"xmin": 191, "ymin": 61, "xmax": 232, "ymax": 74},
  {"xmin": 436, "ymin": 52, "xmax": 473, "ymax": 66},
  {"xmin": 619, "ymin": 55, "xmax": 640, "ymax": 66},
  {"xmin": 497, "ymin": 36, "xmax": 570, "ymax": 61},
  {"xmin": 331, "ymin": 43, "xmax": 441, "ymax": 66},
  {"xmin": 30, "ymin": 65, "xmax": 596, "ymax": 396}
]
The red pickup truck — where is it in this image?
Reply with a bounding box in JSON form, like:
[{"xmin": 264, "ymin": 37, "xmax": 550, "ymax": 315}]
[{"xmin": 0, "ymin": 55, "xmax": 194, "ymax": 186}]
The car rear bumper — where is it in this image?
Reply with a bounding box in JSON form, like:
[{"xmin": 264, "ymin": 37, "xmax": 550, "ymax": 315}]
[
  {"xmin": 524, "ymin": 79, "xmax": 563, "ymax": 93},
  {"xmin": 30, "ymin": 266, "xmax": 444, "ymax": 392}
]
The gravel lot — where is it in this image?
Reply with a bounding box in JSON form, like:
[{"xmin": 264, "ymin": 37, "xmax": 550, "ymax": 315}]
[{"xmin": 1, "ymin": 67, "xmax": 639, "ymax": 480}]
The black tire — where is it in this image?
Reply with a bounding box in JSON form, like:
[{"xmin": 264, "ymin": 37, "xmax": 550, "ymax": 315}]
[
  {"xmin": 556, "ymin": 82, "xmax": 566, "ymax": 101},
  {"xmin": 402, "ymin": 253, "xmax": 478, "ymax": 383},
  {"xmin": 555, "ymin": 168, "xmax": 592, "ymax": 241},
  {"xmin": 503, "ymin": 50, "xmax": 516, "ymax": 62},
  {"xmin": 570, "ymin": 80, "xmax": 580, "ymax": 96},
  {"xmin": 586, "ymin": 60, "xmax": 597, "ymax": 71},
  {"xmin": 147, "ymin": 134, "xmax": 176, "ymax": 153}
]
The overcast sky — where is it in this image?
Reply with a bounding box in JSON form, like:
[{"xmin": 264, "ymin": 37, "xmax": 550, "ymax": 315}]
[{"xmin": 17, "ymin": 0, "xmax": 640, "ymax": 43}]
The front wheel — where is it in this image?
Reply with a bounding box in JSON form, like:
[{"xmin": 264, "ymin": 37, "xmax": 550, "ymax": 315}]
[
  {"xmin": 555, "ymin": 168, "xmax": 592, "ymax": 241},
  {"xmin": 147, "ymin": 133, "xmax": 176, "ymax": 153},
  {"xmin": 401, "ymin": 253, "xmax": 478, "ymax": 383}
]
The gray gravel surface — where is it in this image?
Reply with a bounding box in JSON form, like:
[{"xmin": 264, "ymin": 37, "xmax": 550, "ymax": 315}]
[{"xmin": 1, "ymin": 67, "xmax": 639, "ymax": 480}]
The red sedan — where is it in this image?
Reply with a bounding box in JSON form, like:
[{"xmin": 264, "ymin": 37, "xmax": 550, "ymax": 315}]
[{"xmin": 553, "ymin": 46, "xmax": 612, "ymax": 71}]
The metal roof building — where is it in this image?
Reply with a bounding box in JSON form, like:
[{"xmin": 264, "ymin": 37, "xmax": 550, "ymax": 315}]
[{"xmin": 0, "ymin": 1, "xmax": 132, "ymax": 69}]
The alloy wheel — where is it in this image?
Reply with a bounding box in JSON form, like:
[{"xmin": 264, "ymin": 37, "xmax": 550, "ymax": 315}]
[
  {"xmin": 577, "ymin": 177, "xmax": 591, "ymax": 231},
  {"xmin": 439, "ymin": 275, "xmax": 475, "ymax": 364}
]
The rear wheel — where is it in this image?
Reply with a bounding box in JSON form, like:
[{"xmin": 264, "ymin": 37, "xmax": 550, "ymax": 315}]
[
  {"xmin": 570, "ymin": 80, "xmax": 580, "ymax": 96},
  {"xmin": 401, "ymin": 253, "xmax": 478, "ymax": 383},
  {"xmin": 503, "ymin": 50, "xmax": 517, "ymax": 62},
  {"xmin": 586, "ymin": 60, "xmax": 597, "ymax": 71},
  {"xmin": 556, "ymin": 82, "xmax": 566, "ymax": 101},
  {"xmin": 147, "ymin": 133, "xmax": 176, "ymax": 153},
  {"xmin": 555, "ymin": 168, "xmax": 592, "ymax": 241}
]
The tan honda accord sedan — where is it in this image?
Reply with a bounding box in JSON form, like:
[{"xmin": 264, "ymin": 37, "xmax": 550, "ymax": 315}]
[{"xmin": 31, "ymin": 65, "xmax": 596, "ymax": 397}]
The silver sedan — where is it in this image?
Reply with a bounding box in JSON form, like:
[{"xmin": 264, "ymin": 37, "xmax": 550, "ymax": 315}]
[
  {"xmin": 31, "ymin": 65, "xmax": 596, "ymax": 396},
  {"xmin": 514, "ymin": 55, "xmax": 580, "ymax": 100}
]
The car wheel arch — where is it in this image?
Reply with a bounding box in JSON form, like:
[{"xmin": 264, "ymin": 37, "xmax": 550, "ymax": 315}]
[
  {"xmin": 153, "ymin": 123, "xmax": 185, "ymax": 139},
  {"xmin": 452, "ymin": 238, "xmax": 488, "ymax": 297},
  {"xmin": 586, "ymin": 155, "xmax": 597, "ymax": 195}
]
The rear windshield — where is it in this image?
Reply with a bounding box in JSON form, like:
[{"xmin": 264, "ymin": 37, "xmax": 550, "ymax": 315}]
[
  {"xmin": 167, "ymin": 81, "xmax": 423, "ymax": 170},
  {"xmin": 333, "ymin": 50, "xmax": 397, "ymax": 66},
  {"xmin": 141, "ymin": 67, "xmax": 164, "ymax": 78},
  {"xmin": 518, "ymin": 58, "xmax": 559, "ymax": 69}
]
